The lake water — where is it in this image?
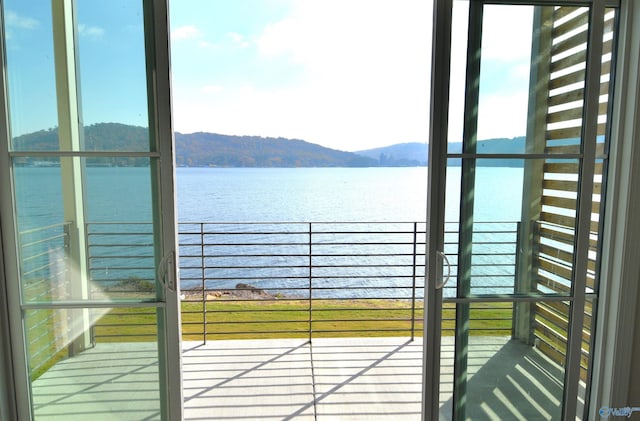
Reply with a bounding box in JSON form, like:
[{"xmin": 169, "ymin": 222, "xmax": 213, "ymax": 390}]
[
  {"xmin": 176, "ymin": 167, "xmax": 524, "ymax": 223},
  {"xmin": 14, "ymin": 166, "xmax": 525, "ymax": 297},
  {"xmin": 14, "ymin": 166, "xmax": 524, "ymax": 226}
]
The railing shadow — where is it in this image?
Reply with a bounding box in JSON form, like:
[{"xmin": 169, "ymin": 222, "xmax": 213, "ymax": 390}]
[
  {"xmin": 31, "ymin": 342, "xmax": 162, "ymax": 420},
  {"xmin": 439, "ymin": 338, "xmax": 566, "ymax": 420},
  {"xmin": 182, "ymin": 337, "xmax": 423, "ymax": 420}
]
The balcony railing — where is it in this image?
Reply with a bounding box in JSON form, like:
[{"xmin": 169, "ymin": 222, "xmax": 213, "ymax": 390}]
[
  {"xmin": 22, "ymin": 221, "xmax": 521, "ymax": 375},
  {"xmin": 18, "ymin": 222, "xmax": 71, "ymax": 378},
  {"xmin": 80, "ymin": 221, "xmax": 517, "ymax": 341}
]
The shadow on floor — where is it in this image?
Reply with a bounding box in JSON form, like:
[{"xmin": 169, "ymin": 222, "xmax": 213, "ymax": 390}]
[{"xmin": 31, "ymin": 337, "xmax": 570, "ymax": 420}]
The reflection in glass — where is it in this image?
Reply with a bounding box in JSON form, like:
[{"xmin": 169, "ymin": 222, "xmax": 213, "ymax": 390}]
[
  {"xmin": 446, "ymin": 301, "xmax": 566, "ymax": 420},
  {"xmin": 14, "ymin": 158, "xmax": 159, "ymax": 302},
  {"xmin": 4, "ymin": 0, "xmax": 152, "ymax": 152},
  {"xmin": 446, "ymin": 159, "xmax": 579, "ymax": 297},
  {"xmin": 3, "ymin": 0, "xmax": 59, "ymax": 145},
  {"xmin": 76, "ymin": 0, "xmax": 150, "ymax": 142},
  {"xmin": 26, "ymin": 307, "xmax": 161, "ymax": 420}
]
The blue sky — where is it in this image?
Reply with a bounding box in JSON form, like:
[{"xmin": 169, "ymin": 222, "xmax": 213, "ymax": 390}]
[
  {"xmin": 4, "ymin": 1, "xmax": 533, "ymax": 151},
  {"xmin": 4, "ymin": 0, "xmax": 149, "ymax": 138}
]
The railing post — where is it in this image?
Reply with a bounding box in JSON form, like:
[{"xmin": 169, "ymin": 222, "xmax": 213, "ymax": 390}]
[
  {"xmin": 308, "ymin": 223, "xmax": 313, "ymax": 342},
  {"xmin": 512, "ymin": 221, "xmax": 522, "ymax": 340},
  {"xmin": 62, "ymin": 222, "xmax": 75, "ymax": 356},
  {"xmin": 411, "ymin": 222, "xmax": 418, "ymax": 341},
  {"xmin": 201, "ymin": 223, "xmax": 207, "ymax": 345}
]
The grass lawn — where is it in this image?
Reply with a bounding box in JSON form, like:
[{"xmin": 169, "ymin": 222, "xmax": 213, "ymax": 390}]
[
  {"xmin": 27, "ymin": 299, "xmax": 514, "ymax": 379},
  {"xmin": 94, "ymin": 299, "xmax": 514, "ymax": 341}
]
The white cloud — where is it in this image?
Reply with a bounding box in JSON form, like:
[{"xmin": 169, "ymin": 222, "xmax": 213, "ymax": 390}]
[
  {"xmin": 172, "ymin": 1, "xmax": 535, "ymax": 150},
  {"xmin": 202, "ymin": 85, "xmax": 224, "ymax": 93},
  {"xmin": 227, "ymin": 32, "xmax": 250, "ymax": 48},
  {"xmin": 477, "ymin": 91, "xmax": 530, "ymax": 140},
  {"xmin": 5, "ymin": 10, "xmax": 39, "ymax": 30},
  {"xmin": 481, "ymin": 5, "xmax": 534, "ymax": 61},
  {"xmin": 447, "ymin": 2, "xmax": 534, "ymax": 142},
  {"xmin": 78, "ymin": 24, "xmax": 105, "ymax": 39},
  {"xmin": 5, "ymin": 10, "xmax": 38, "ymax": 39},
  {"xmin": 213, "ymin": 0, "xmax": 434, "ymax": 151},
  {"xmin": 172, "ymin": 25, "xmax": 203, "ymax": 41}
]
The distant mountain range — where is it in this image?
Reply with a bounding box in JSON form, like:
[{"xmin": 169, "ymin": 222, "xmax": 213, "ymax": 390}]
[
  {"xmin": 174, "ymin": 131, "xmax": 375, "ymax": 167},
  {"xmin": 12, "ymin": 123, "xmax": 526, "ymax": 167},
  {"xmin": 355, "ymin": 137, "xmax": 526, "ymax": 167}
]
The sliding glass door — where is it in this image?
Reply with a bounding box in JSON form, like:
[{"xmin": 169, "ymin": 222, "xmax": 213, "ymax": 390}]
[
  {"xmin": 0, "ymin": 0, "xmax": 182, "ymax": 419},
  {"xmin": 425, "ymin": 1, "xmax": 617, "ymax": 419}
]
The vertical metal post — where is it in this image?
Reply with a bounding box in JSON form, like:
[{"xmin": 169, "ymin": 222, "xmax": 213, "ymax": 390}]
[
  {"xmin": 563, "ymin": 2, "xmax": 606, "ymax": 419},
  {"xmin": 511, "ymin": 221, "xmax": 522, "ymax": 339},
  {"xmin": 411, "ymin": 222, "xmax": 418, "ymax": 341},
  {"xmin": 84, "ymin": 222, "xmax": 95, "ymax": 348},
  {"xmin": 201, "ymin": 223, "xmax": 206, "ymax": 345},
  {"xmin": 516, "ymin": 5, "xmax": 553, "ymax": 345},
  {"xmin": 453, "ymin": 3, "xmax": 483, "ymax": 419},
  {"xmin": 308, "ymin": 223, "xmax": 313, "ymax": 342},
  {"xmin": 423, "ymin": 0, "xmax": 453, "ymax": 418},
  {"xmin": 52, "ymin": 0, "xmax": 92, "ymax": 355}
]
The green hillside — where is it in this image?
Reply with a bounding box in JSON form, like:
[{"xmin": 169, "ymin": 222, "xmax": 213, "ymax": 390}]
[{"xmin": 12, "ymin": 123, "xmax": 527, "ymax": 168}]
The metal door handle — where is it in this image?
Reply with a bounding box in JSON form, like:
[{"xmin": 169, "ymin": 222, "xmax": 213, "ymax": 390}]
[
  {"xmin": 435, "ymin": 251, "xmax": 451, "ymax": 289},
  {"xmin": 157, "ymin": 251, "xmax": 177, "ymax": 292}
]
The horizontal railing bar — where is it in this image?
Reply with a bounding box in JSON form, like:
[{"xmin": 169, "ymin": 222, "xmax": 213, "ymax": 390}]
[
  {"xmin": 205, "ymin": 319, "xmax": 418, "ymax": 326},
  {"xmin": 180, "ymin": 221, "xmax": 429, "ymax": 225},
  {"xmin": 87, "ymin": 232, "xmax": 153, "ymax": 237},
  {"xmin": 22, "ymin": 250, "xmax": 66, "ymax": 264},
  {"xmin": 199, "ymin": 264, "xmax": 419, "ymax": 270},
  {"xmin": 203, "ymin": 331, "xmax": 310, "ymax": 335},
  {"xmin": 443, "ymin": 295, "xmax": 572, "ymax": 303},
  {"xmin": 180, "ymin": 253, "xmax": 312, "ymax": 258},
  {"xmin": 88, "ymin": 256, "xmax": 154, "ymax": 260},
  {"xmin": 189, "ymin": 230, "xmax": 425, "ymax": 236},
  {"xmin": 18, "ymin": 222, "xmax": 71, "ymax": 236},
  {"xmin": 87, "ymin": 244, "xmax": 153, "ymax": 248},
  {"xmin": 199, "ymin": 307, "xmax": 422, "ymax": 314},
  {"xmin": 88, "ymin": 267, "xmax": 155, "ymax": 271},
  {"xmin": 22, "ymin": 265, "xmax": 59, "ymax": 277},
  {"xmin": 22, "ymin": 301, "xmax": 166, "ymax": 310},
  {"xmin": 181, "ymin": 253, "xmax": 423, "ymax": 258},
  {"xmin": 88, "ymin": 221, "xmax": 152, "ymax": 225},
  {"xmin": 21, "ymin": 235, "xmax": 67, "ymax": 250},
  {"xmin": 181, "ymin": 276, "xmax": 311, "ymax": 281},
  {"xmin": 193, "ymin": 242, "xmax": 420, "ymax": 246}
]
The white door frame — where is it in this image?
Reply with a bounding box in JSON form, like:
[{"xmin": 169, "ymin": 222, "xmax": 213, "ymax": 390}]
[
  {"xmin": 0, "ymin": 0, "xmax": 183, "ymax": 418},
  {"xmin": 423, "ymin": 1, "xmax": 621, "ymax": 419}
]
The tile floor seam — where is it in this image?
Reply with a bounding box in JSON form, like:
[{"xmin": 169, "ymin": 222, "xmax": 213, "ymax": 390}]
[{"xmin": 309, "ymin": 339, "xmax": 318, "ymax": 421}]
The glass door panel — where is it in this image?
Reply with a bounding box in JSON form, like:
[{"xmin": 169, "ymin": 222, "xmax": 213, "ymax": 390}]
[
  {"xmin": 427, "ymin": 1, "xmax": 615, "ymax": 420},
  {"xmin": 0, "ymin": 0, "xmax": 181, "ymax": 419}
]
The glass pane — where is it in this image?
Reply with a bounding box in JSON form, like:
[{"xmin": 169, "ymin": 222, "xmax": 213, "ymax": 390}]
[
  {"xmin": 448, "ymin": 4, "xmax": 591, "ymax": 156},
  {"xmin": 76, "ymin": 0, "xmax": 152, "ymax": 151},
  {"xmin": 450, "ymin": 300, "xmax": 567, "ymax": 420},
  {"xmin": 476, "ymin": 5, "xmax": 534, "ymax": 154},
  {"xmin": 445, "ymin": 158, "xmax": 580, "ymax": 297},
  {"xmin": 26, "ymin": 307, "xmax": 162, "ymax": 420},
  {"xmin": 4, "ymin": 0, "xmax": 152, "ymax": 152},
  {"xmin": 439, "ymin": 302, "xmax": 456, "ymax": 418},
  {"xmin": 13, "ymin": 158, "xmax": 160, "ymax": 302},
  {"xmin": 3, "ymin": 0, "xmax": 59, "ymax": 146},
  {"xmin": 577, "ymin": 296, "xmax": 595, "ymax": 419},
  {"xmin": 447, "ymin": 0, "xmax": 469, "ymax": 152}
]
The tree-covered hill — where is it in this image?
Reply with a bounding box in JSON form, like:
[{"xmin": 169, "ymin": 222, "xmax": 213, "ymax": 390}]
[
  {"xmin": 355, "ymin": 137, "xmax": 526, "ymax": 167},
  {"xmin": 12, "ymin": 123, "xmax": 376, "ymax": 167},
  {"xmin": 174, "ymin": 131, "xmax": 375, "ymax": 167},
  {"xmin": 12, "ymin": 123, "xmax": 527, "ymax": 167}
]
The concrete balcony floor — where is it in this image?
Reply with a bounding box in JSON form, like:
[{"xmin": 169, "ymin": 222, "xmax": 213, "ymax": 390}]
[{"xmin": 31, "ymin": 337, "xmax": 575, "ymax": 420}]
